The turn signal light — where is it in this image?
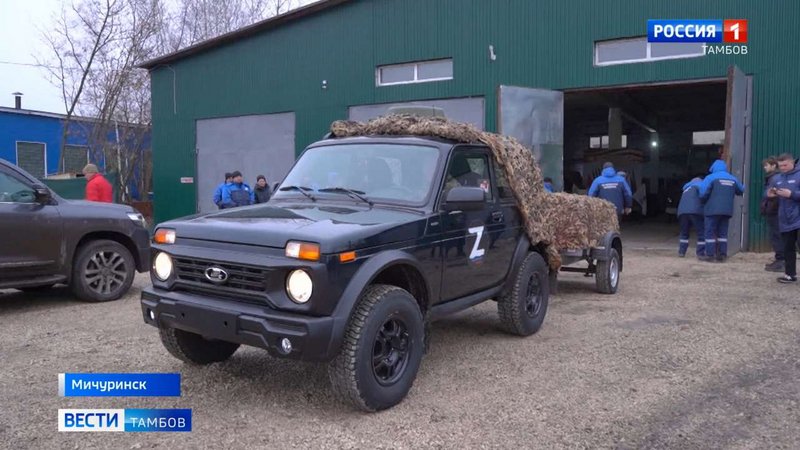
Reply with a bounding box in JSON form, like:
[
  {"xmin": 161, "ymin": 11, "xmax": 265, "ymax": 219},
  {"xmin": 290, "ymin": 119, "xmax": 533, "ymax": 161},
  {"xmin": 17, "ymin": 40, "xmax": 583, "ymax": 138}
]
[
  {"xmin": 285, "ymin": 241, "xmax": 320, "ymax": 261},
  {"xmin": 338, "ymin": 251, "xmax": 356, "ymax": 263},
  {"xmin": 153, "ymin": 228, "xmax": 176, "ymax": 244}
]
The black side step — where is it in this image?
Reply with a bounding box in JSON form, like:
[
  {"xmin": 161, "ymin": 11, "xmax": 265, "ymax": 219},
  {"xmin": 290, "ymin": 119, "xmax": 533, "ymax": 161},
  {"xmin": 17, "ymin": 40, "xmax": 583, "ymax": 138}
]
[
  {"xmin": 0, "ymin": 275, "xmax": 67, "ymax": 290},
  {"xmin": 429, "ymin": 285, "xmax": 504, "ymax": 321}
]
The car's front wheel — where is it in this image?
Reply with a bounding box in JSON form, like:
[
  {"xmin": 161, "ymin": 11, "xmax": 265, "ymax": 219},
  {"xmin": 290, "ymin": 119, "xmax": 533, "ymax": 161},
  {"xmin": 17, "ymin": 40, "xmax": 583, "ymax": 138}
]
[
  {"xmin": 70, "ymin": 239, "xmax": 135, "ymax": 302},
  {"xmin": 328, "ymin": 284, "xmax": 425, "ymax": 412}
]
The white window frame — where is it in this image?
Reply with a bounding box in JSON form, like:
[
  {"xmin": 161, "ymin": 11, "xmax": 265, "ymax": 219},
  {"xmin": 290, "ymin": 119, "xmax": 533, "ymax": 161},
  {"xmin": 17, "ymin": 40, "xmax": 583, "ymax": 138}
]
[
  {"xmin": 15, "ymin": 140, "xmax": 48, "ymax": 178},
  {"xmin": 589, "ymin": 135, "xmax": 628, "ymax": 149},
  {"xmin": 594, "ymin": 37, "xmax": 705, "ymax": 67},
  {"xmin": 376, "ymin": 59, "xmax": 453, "ymax": 87},
  {"xmin": 692, "ymin": 130, "xmax": 725, "ymax": 146}
]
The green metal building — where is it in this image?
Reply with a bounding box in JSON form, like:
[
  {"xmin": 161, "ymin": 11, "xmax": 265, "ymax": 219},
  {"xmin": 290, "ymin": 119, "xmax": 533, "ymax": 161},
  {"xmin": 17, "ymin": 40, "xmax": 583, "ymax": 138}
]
[{"xmin": 141, "ymin": 0, "xmax": 800, "ymax": 252}]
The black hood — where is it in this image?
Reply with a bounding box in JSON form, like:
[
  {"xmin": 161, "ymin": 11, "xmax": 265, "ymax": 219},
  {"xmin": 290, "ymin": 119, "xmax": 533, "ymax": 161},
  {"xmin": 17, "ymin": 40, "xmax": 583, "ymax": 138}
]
[{"xmin": 163, "ymin": 202, "xmax": 428, "ymax": 254}]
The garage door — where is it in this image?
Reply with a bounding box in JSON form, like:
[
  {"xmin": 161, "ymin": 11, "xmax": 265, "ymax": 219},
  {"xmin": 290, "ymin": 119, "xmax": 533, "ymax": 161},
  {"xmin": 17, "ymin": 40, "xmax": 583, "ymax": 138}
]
[
  {"xmin": 16, "ymin": 142, "xmax": 46, "ymax": 178},
  {"xmin": 196, "ymin": 113, "xmax": 295, "ymax": 213},
  {"xmin": 349, "ymin": 97, "xmax": 485, "ymax": 130}
]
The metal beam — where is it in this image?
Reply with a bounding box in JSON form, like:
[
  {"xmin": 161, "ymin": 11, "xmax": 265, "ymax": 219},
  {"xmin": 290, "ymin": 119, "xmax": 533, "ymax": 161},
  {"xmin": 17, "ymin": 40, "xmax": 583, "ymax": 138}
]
[{"xmin": 604, "ymin": 92, "xmax": 658, "ymax": 133}]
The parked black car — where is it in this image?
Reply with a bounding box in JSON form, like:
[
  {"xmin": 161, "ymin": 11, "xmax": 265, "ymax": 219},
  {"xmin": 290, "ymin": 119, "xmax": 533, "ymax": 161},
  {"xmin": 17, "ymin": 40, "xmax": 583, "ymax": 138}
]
[
  {"xmin": 142, "ymin": 135, "xmax": 621, "ymax": 411},
  {"xmin": 0, "ymin": 159, "xmax": 150, "ymax": 302}
]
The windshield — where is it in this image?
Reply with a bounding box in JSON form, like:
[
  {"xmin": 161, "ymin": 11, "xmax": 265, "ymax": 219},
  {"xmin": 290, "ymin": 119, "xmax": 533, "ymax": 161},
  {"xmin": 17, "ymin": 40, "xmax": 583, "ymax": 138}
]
[{"xmin": 274, "ymin": 143, "xmax": 441, "ymax": 205}]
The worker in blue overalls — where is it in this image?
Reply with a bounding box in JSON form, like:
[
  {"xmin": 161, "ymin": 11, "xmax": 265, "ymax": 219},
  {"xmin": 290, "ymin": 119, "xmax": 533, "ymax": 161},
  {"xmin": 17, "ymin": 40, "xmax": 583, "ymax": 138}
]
[
  {"xmin": 676, "ymin": 176, "xmax": 705, "ymax": 258},
  {"xmin": 698, "ymin": 160, "xmax": 745, "ymax": 262}
]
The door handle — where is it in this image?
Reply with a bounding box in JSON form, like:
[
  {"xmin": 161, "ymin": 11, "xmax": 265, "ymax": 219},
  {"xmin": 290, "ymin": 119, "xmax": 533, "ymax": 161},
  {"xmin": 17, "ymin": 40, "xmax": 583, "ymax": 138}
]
[{"xmin": 491, "ymin": 211, "xmax": 504, "ymax": 223}]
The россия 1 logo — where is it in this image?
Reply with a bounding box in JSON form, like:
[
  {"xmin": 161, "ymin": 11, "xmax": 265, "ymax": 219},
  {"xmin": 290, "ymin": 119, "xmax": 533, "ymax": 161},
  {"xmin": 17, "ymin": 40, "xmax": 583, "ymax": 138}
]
[
  {"xmin": 648, "ymin": 19, "xmax": 748, "ymax": 55},
  {"xmin": 723, "ymin": 20, "xmax": 747, "ymax": 43}
]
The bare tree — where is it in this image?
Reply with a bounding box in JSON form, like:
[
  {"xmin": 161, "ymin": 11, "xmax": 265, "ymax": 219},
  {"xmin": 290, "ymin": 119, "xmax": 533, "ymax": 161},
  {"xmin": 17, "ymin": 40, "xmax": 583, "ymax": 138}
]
[
  {"xmin": 166, "ymin": 0, "xmax": 297, "ymax": 49},
  {"xmin": 38, "ymin": 0, "xmax": 125, "ymax": 173},
  {"xmin": 39, "ymin": 0, "xmax": 305, "ymax": 205},
  {"xmin": 79, "ymin": 0, "xmax": 160, "ymax": 202},
  {"xmin": 38, "ymin": 0, "xmax": 158, "ymax": 202}
]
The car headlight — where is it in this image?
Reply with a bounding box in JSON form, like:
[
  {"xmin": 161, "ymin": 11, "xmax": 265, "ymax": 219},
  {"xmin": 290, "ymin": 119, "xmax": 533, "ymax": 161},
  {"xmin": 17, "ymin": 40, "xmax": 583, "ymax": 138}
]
[
  {"xmin": 286, "ymin": 269, "xmax": 313, "ymax": 303},
  {"xmin": 153, "ymin": 252, "xmax": 173, "ymax": 281},
  {"xmin": 127, "ymin": 212, "xmax": 146, "ymax": 228}
]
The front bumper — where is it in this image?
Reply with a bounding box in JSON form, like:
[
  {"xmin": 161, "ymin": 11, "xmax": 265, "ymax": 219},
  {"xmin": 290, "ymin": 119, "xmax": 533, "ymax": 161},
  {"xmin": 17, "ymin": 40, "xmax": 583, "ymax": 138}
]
[{"xmin": 141, "ymin": 287, "xmax": 338, "ymax": 361}]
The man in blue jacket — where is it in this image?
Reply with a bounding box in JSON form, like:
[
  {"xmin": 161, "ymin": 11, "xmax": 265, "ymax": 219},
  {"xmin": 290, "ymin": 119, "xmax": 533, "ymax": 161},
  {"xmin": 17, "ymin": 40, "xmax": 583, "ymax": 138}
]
[
  {"xmin": 221, "ymin": 171, "xmax": 255, "ymax": 209},
  {"xmin": 698, "ymin": 160, "xmax": 745, "ymax": 262},
  {"xmin": 677, "ymin": 177, "xmax": 705, "ymax": 258},
  {"xmin": 588, "ymin": 162, "xmax": 633, "ymax": 217},
  {"xmin": 212, "ymin": 172, "xmax": 233, "ymax": 209},
  {"xmin": 761, "ymin": 157, "xmax": 784, "ymax": 272},
  {"xmin": 767, "ymin": 153, "xmax": 800, "ymax": 283}
]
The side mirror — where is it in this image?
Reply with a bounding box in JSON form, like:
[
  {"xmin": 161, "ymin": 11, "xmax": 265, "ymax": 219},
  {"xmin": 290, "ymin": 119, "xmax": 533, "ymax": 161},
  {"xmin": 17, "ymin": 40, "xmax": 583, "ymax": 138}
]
[
  {"xmin": 443, "ymin": 186, "xmax": 485, "ymax": 211},
  {"xmin": 33, "ymin": 185, "xmax": 52, "ymax": 204}
]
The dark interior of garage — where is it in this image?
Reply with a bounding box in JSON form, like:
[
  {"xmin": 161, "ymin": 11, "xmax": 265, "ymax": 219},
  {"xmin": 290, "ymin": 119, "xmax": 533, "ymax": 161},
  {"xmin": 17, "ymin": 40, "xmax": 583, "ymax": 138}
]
[{"xmin": 563, "ymin": 80, "xmax": 728, "ymax": 248}]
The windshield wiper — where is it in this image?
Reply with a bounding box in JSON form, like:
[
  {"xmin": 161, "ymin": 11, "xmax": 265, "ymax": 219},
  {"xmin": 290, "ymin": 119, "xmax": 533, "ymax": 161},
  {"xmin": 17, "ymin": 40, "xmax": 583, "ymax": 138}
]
[
  {"xmin": 279, "ymin": 185, "xmax": 317, "ymax": 201},
  {"xmin": 319, "ymin": 187, "xmax": 373, "ymax": 206}
]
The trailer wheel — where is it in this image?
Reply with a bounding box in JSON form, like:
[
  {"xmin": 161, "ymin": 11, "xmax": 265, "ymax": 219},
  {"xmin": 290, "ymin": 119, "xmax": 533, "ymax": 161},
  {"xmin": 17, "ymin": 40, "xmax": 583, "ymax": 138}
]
[{"xmin": 595, "ymin": 248, "xmax": 620, "ymax": 294}]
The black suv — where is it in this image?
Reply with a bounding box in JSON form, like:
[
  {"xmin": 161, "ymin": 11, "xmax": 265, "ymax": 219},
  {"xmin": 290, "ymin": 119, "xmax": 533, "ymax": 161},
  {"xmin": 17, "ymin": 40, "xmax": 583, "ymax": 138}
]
[
  {"xmin": 0, "ymin": 159, "xmax": 150, "ymax": 302},
  {"xmin": 142, "ymin": 136, "xmax": 558, "ymax": 411}
]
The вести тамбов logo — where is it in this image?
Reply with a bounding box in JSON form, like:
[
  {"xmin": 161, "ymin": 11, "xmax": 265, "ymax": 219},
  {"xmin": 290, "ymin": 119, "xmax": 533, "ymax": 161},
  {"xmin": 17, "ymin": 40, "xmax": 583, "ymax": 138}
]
[{"xmin": 647, "ymin": 19, "xmax": 748, "ymax": 55}]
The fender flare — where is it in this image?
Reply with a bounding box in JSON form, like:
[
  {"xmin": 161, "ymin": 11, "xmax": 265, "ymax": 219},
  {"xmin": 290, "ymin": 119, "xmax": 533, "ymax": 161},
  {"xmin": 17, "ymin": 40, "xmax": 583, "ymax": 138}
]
[
  {"xmin": 502, "ymin": 235, "xmax": 536, "ymax": 296},
  {"xmin": 594, "ymin": 231, "xmax": 623, "ymax": 271},
  {"xmin": 325, "ymin": 250, "xmax": 432, "ymax": 357}
]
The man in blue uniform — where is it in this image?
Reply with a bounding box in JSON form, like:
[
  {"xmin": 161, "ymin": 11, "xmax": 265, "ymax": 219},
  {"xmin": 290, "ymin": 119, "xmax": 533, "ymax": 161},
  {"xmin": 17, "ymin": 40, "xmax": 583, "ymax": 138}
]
[
  {"xmin": 676, "ymin": 177, "xmax": 705, "ymax": 258},
  {"xmin": 698, "ymin": 160, "xmax": 745, "ymax": 262},
  {"xmin": 588, "ymin": 162, "xmax": 633, "ymax": 217},
  {"xmin": 213, "ymin": 172, "xmax": 233, "ymax": 209},
  {"xmin": 761, "ymin": 157, "xmax": 784, "ymax": 272},
  {"xmin": 221, "ymin": 171, "xmax": 255, "ymax": 209},
  {"xmin": 768, "ymin": 153, "xmax": 800, "ymax": 283}
]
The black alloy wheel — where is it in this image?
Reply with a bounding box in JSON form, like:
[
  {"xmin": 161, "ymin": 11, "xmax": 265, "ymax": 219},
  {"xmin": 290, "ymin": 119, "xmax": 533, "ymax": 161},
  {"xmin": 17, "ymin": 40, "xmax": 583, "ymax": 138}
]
[{"xmin": 372, "ymin": 318, "xmax": 412, "ymax": 386}]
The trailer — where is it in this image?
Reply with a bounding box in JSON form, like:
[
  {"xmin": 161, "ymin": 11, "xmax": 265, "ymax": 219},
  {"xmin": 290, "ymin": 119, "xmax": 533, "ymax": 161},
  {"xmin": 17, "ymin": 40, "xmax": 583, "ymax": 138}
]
[{"xmin": 550, "ymin": 231, "xmax": 623, "ymax": 295}]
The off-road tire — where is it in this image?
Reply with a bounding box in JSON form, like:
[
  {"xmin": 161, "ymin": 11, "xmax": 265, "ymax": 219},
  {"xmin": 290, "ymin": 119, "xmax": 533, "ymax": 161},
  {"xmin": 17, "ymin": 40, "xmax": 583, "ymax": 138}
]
[
  {"xmin": 595, "ymin": 248, "xmax": 621, "ymax": 294},
  {"xmin": 498, "ymin": 252, "xmax": 549, "ymax": 336},
  {"xmin": 328, "ymin": 284, "xmax": 425, "ymax": 412},
  {"xmin": 159, "ymin": 326, "xmax": 240, "ymax": 364},
  {"xmin": 70, "ymin": 239, "xmax": 134, "ymax": 302}
]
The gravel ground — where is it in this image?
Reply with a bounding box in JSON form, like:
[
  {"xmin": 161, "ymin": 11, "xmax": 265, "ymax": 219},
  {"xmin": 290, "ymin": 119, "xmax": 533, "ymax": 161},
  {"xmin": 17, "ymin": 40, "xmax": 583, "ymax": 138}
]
[{"xmin": 1, "ymin": 249, "xmax": 799, "ymax": 449}]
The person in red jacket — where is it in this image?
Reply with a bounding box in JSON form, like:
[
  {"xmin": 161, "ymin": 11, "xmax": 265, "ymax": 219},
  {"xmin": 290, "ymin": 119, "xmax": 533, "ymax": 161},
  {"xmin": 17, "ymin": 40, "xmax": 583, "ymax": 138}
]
[{"xmin": 82, "ymin": 164, "xmax": 113, "ymax": 203}]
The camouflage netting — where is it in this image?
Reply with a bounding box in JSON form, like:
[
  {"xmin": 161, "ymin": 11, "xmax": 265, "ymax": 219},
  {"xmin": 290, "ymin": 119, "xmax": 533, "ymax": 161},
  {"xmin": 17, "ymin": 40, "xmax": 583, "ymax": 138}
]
[
  {"xmin": 329, "ymin": 115, "xmax": 619, "ymax": 269},
  {"xmin": 541, "ymin": 193, "xmax": 620, "ymax": 267}
]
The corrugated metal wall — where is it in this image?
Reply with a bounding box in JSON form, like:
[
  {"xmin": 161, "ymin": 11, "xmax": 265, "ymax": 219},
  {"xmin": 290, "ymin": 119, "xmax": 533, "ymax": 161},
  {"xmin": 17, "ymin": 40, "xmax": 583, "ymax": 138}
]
[{"xmin": 149, "ymin": 0, "xmax": 800, "ymax": 250}]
